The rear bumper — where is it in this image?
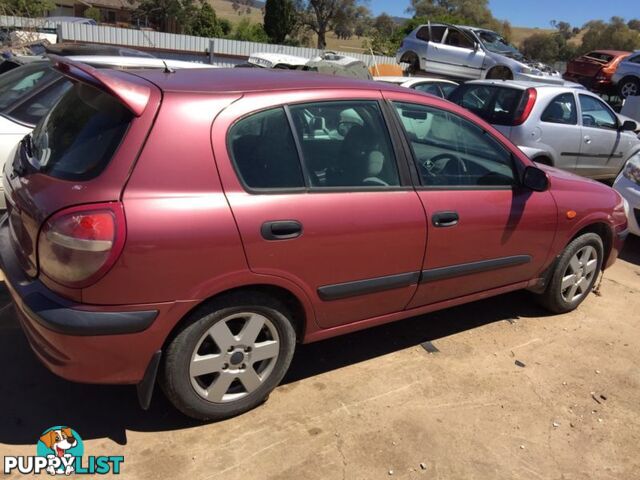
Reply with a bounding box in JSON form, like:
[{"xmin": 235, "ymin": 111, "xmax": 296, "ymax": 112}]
[{"xmin": 0, "ymin": 216, "xmax": 190, "ymax": 384}]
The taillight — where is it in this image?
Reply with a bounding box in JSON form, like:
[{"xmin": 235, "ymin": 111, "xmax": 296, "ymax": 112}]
[
  {"xmin": 38, "ymin": 203, "xmax": 126, "ymax": 288},
  {"xmin": 514, "ymin": 88, "xmax": 537, "ymax": 125}
]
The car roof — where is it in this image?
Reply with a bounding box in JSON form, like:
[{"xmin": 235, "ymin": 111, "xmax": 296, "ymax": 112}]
[
  {"xmin": 374, "ymin": 76, "xmax": 456, "ymax": 84},
  {"xmin": 462, "ymin": 79, "xmax": 584, "ymax": 91},
  {"xmin": 131, "ymin": 67, "xmax": 410, "ymax": 94}
]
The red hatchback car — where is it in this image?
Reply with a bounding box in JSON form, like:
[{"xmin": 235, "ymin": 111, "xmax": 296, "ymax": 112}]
[
  {"xmin": 0, "ymin": 58, "xmax": 628, "ymax": 420},
  {"xmin": 563, "ymin": 50, "xmax": 631, "ymax": 93}
]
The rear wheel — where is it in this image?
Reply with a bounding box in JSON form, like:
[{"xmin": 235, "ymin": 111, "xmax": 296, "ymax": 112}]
[
  {"xmin": 486, "ymin": 66, "xmax": 513, "ymax": 80},
  {"xmin": 534, "ymin": 156, "xmax": 553, "ymax": 167},
  {"xmin": 535, "ymin": 233, "xmax": 603, "ymax": 314},
  {"xmin": 403, "ymin": 53, "xmax": 420, "ymax": 76},
  {"xmin": 160, "ymin": 292, "xmax": 297, "ymax": 420},
  {"xmin": 619, "ymin": 76, "xmax": 640, "ymax": 98}
]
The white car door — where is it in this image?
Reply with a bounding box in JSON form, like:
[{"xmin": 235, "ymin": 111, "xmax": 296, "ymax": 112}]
[{"xmin": 430, "ymin": 27, "xmax": 485, "ymax": 79}]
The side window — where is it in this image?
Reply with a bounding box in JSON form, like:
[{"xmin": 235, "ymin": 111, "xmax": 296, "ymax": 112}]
[
  {"xmin": 629, "ymin": 55, "xmax": 640, "ymax": 64},
  {"xmin": 394, "ymin": 102, "xmax": 515, "ymax": 187},
  {"xmin": 541, "ymin": 93, "xmax": 577, "ymax": 125},
  {"xmin": 579, "ymin": 95, "xmax": 617, "ymax": 129},
  {"xmin": 417, "ymin": 25, "xmax": 445, "ymax": 43},
  {"xmin": 229, "ymin": 107, "xmax": 305, "ymax": 190},
  {"xmin": 413, "ymin": 82, "xmax": 443, "ymax": 97},
  {"xmin": 288, "ymin": 101, "xmax": 400, "ymax": 188},
  {"xmin": 440, "ymin": 83, "xmax": 458, "ymax": 98},
  {"xmin": 416, "ymin": 26, "xmax": 430, "ymax": 42},
  {"xmin": 444, "ymin": 28, "xmax": 474, "ymax": 49}
]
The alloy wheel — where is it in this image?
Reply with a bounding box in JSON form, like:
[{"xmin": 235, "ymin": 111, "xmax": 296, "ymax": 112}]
[
  {"xmin": 621, "ymin": 81, "xmax": 638, "ymax": 98},
  {"xmin": 560, "ymin": 246, "xmax": 599, "ymax": 303},
  {"xmin": 189, "ymin": 312, "xmax": 280, "ymax": 403}
]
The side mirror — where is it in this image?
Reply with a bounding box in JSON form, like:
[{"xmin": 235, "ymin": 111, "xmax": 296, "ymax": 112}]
[
  {"xmin": 522, "ymin": 165, "xmax": 549, "ymax": 192},
  {"xmin": 620, "ymin": 120, "xmax": 637, "ymax": 132}
]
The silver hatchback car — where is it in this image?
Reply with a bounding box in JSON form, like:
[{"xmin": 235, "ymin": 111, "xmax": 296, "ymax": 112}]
[
  {"xmin": 612, "ymin": 50, "xmax": 640, "ymax": 98},
  {"xmin": 396, "ymin": 23, "xmax": 561, "ymax": 82},
  {"xmin": 449, "ymin": 80, "xmax": 640, "ymax": 180}
]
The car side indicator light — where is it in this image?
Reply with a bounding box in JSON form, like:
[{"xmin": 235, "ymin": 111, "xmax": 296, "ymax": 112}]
[{"xmin": 566, "ymin": 210, "xmax": 577, "ymax": 219}]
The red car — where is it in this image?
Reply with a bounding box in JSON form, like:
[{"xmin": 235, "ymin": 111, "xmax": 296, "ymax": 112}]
[
  {"xmin": 0, "ymin": 58, "xmax": 628, "ymax": 420},
  {"xmin": 563, "ymin": 50, "xmax": 631, "ymax": 93}
]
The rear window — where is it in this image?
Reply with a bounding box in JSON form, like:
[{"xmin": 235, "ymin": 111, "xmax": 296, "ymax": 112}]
[
  {"xmin": 29, "ymin": 83, "xmax": 132, "ymax": 181},
  {"xmin": 582, "ymin": 52, "xmax": 615, "ymax": 63},
  {"xmin": 449, "ymin": 84, "xmax": 525, "ymax": 125}
]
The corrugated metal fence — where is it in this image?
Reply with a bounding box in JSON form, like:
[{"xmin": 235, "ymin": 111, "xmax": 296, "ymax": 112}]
[{"xmin": 1, "ymin": 15, "xmax": 396, "ymax": 67}]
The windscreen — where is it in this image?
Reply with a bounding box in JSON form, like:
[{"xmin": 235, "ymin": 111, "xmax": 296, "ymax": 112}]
[{"xmin": 28, "ymin": 82, "xmax": 133, "ymax": 181}]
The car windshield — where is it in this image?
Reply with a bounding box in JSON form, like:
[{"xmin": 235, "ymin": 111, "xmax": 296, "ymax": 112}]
[
  {"xmin": 0, "ymin": 62, "xmax": 60, "ymax": 112},
  {"xmin": 473, "ymin": 29, "xmax": 522, "ymax": 57}
]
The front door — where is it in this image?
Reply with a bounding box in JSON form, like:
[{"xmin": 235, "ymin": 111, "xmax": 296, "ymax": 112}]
[
  {"xmin": 430, "ymin": 27, "xmax": 485, "ymax": 79},
  {"xmin": 537, "ymin": 91, "xmax": 582, "ymax": 173},
  {"xmin": 385, "ymin": 94, "xmax": 557, "ymax": 307},
  {"xmin": 212, "ymin": 91, "xmax": 427, "ymax": 329},
  {"xmin": 577, "ymin": 94, "xmax": 626, "ymax": 178}
]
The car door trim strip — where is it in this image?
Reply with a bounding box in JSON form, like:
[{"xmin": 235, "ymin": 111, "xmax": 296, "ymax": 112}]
[
  {"xmin": 420, "ymin": 255, "xmax": 532, "ymax": 283},
  {"xmin": 318, "ymin": 271, "xmax": 421, "ymax": 301}
]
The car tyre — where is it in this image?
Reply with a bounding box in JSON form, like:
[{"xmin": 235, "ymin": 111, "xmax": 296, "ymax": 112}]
[
  {"xmin": 619, "ymin": 76, "xmax": 640, "ymax": 98},
  {"xmin": 486, "ymin": 66, "xmax": 513, "ymax": 80},
  {"xmin": 403, "ymin": 53, "xmax": 420, "ymax": 76},
  {"xmin": 536, "ymin": 233, "xmax": 603, "ymax": 314},
  {"xmin": 160, "ymin": 291, "xmax": 297, "ymax": 421}
]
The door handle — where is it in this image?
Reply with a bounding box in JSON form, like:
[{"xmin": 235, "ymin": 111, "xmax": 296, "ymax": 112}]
[
  {"xmin": 584, "ymin": 136, "xmax": 592, "ymax": 144},
  {"xmin": 261, "ymin": 220, "xmax": 303, "ymax": 240},
  {"xmin": 432, "ymin": 211, "xmax": 459, "ymax": 228}
]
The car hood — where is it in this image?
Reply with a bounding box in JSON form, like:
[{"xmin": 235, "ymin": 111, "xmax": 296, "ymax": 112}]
[
  {"xmin": 496, "ymin": 53, "xmax": 560, "ymax": 77},
  {"xmin": 538, "ymin": 163, "xmax": 616, "ymax": 195}
]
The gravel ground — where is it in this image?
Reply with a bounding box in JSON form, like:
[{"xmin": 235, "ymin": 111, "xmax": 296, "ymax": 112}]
[{"xmin": 1, "ymin": 236, "xmax": 639, "ymax": 479}]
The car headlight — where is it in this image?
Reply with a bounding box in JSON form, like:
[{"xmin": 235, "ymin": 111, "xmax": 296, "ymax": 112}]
[{"xmin": 622, "ymin": 154, "xmax": 640, "ymax": 185}]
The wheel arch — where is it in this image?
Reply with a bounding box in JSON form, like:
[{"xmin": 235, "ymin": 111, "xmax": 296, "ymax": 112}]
[
  {"xmin": 568, "ymin": 222, "xmax": 613, "ymax": 267},
  {"xmin": 162, "ymin": 282, "xmax": 314, "ymax": 353}
]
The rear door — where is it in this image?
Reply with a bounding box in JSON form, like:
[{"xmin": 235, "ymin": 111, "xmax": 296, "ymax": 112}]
[
  {"xmin": 577, "ymin": 94, "xmax": 625, "ymax": 178},
  {"xmin": 536, "ymin": 92, "xmax": 582, "ymax": 172},
  {"xmin": 213, "ymin": 90, "xmax": 427, "ymax": 329},
  {"xmin": 384, "ymin": 91, "xmax": 557, "ymax": 306}
]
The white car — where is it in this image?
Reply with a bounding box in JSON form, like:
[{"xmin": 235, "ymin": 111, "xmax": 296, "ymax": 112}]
[
  {"xmin": 374, "ymin": 76, "xmax": 458, "ymax": 98},
  {"xmin": 614, "ymin": 154, "xmax": 640, "ymax": 236},
  {"xmin": 0, "ymin": 56, "xmax": 219, "ymax": 209}
]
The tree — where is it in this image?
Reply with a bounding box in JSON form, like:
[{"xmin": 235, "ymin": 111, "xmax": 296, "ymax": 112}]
[
  {"xmin": 134, "ymin": 0, "xmax": 197, "ymax": 33},
  {"xmin": 296, "ymin": 0, "xmax": 363, "ymax": 49},
  {"xmin": 84, "ymin": 6, "xmax": 101, "ymax": 23},
  {"xmin": 3, "ymin": 0, "xmax": 54, "ymax": 16},
  {"xmin": 580, "ymin": 17, "xmax": 640, "ymax": 53},
  {"xmin": 231, "ymin": 17, "xmax": 269, "ymax": 42},
  {"xmin": 186, "ymin": 1, "xmax": 225, "ymax": 37},
  {"xmin": 264, "ymin": 0, "xmax": 296, "ymax": 43},
  {"xmin": 627, "ymin": 19, "xmax": 640, "ymax": 32},
  {"xmin": 521, "ymin": 32, "xmax": 560, "ymax": 63}
]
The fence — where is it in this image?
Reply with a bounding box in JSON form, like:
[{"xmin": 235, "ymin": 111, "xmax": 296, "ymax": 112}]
[{"xmin": 1, "ymin": 15, "xmax": 396, "ymax": 68}]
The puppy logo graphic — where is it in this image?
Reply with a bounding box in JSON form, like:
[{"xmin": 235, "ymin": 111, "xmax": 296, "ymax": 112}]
[{"xmin": 37, "ymin": 426, "xmax": 83, "ymax": 476}]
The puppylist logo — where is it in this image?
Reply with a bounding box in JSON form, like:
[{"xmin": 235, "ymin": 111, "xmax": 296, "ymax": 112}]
[{"xmin": 4, "ymin": 426, "xmax": 124, "ymax": 475}]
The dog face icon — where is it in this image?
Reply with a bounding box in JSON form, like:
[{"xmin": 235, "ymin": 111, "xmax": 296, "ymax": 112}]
[{"xmin": 39, "ymin": 428, "xmax": 77, "ymax": 458}]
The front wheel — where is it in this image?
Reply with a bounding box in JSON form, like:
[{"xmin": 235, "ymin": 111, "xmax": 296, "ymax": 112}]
[
  {"xmin": 535, "ymin": 233, "xmax": 603, "ymax": 314},
  {"xmin": 160, "ymin": 292, "xmax": 297, "ymax": 420}
]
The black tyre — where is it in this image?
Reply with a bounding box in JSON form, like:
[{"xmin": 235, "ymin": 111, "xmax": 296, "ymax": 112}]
[
  {"xmin": 486, "ymin": 66, "xmax": 513, "ymax": 80},
  {"xmin": 404, "ymin": 53, "xmax": 420, "ymax": 76},
  {"xmin": 536, "ymin": 233, "xmax": 603, "ymax": 314},
  {"xmin": 619, "ymin": 76, "xmax": 640, "ymax": 99},
  {"xmin": 160, "ymin": 291, "xmax": 297, "ymax": 420}
]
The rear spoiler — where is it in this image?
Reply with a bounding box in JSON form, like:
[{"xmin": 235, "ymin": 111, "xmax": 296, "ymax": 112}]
[{"xmin": 49, "ymin": 54, "xmax": 151, "ymax": 117}]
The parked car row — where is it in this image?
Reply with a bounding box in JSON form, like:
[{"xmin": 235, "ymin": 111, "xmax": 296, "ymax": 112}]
[{"xmin": 0, "ymin": 58, "xmax": 628, "ymax": 421}]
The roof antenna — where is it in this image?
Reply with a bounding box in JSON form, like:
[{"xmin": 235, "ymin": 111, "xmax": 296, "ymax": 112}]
[{"xmin": 162, "ymin": 60, "xmax": 175, "ymax": 74}]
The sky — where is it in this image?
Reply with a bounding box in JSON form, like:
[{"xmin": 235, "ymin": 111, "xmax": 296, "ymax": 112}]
[{"xmin": 369, "ymin": 0, "xmax": 637, "ymax": 28}]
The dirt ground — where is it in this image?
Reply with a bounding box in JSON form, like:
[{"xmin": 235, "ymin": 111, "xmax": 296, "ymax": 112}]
[{"xmin": 1, "ymin": 236, "xmax": 639, "ymax": 479}]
